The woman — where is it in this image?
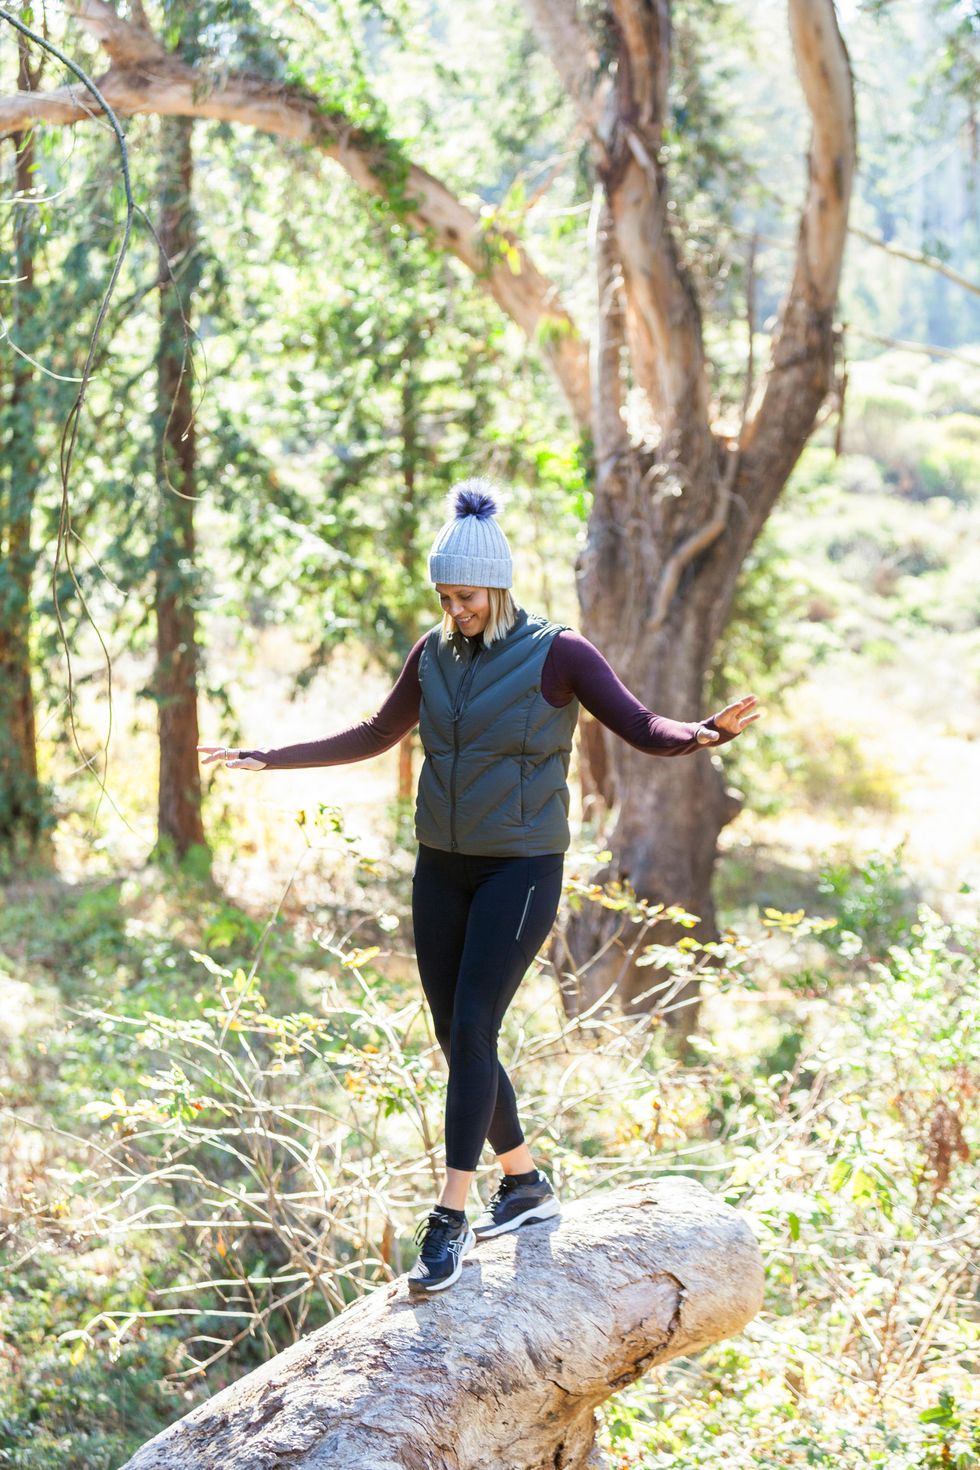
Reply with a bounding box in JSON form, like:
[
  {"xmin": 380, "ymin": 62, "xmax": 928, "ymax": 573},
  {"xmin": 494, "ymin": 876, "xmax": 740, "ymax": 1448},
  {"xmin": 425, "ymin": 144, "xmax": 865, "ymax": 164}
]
[{"xmin": 199, "ymin": 479, "xmax": 761, "ymax": 1296}]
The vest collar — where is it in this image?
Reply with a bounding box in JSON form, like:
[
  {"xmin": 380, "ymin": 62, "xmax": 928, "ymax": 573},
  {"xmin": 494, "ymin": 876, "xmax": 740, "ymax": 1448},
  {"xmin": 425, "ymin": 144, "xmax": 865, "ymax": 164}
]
[{"xmin": 449, "ymin": 604, "xmax": 530, "ymax": 660}]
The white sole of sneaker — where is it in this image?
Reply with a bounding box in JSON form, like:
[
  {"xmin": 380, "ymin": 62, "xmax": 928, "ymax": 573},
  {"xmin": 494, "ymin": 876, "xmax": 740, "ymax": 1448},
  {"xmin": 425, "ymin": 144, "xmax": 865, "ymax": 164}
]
[
  {"xmin": 407, "ymin": 1226, "xmax": 476, "ymax": 1293},
  {"xmin": 471, "ymin": 1194, "xmax": 561, "ymax": 1238}
]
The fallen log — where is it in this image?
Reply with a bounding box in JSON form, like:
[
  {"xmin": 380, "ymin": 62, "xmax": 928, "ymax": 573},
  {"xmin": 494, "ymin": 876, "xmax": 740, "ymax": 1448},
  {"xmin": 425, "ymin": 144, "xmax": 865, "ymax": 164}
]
[{"xmin": 119, "ymin": 1175, "xmax": 764, "ymax": 1470}]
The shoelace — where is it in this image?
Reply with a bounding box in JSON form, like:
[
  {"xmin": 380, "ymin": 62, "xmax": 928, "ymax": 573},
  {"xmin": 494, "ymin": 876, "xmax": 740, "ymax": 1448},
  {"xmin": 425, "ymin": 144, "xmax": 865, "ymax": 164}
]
[
  {"xmin": 486, "ymin": 1175, "xmax": 522, "ymax": 1211},
  {"xmin": 413, "ymin": 1208, "xmax": 458, "ymax": 1254}
]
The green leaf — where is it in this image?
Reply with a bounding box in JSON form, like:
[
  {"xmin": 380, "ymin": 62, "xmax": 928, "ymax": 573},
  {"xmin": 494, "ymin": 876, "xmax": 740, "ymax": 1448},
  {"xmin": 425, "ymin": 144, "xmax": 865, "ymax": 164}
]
[
  {"xmin": 919, "ymin": 1405, "xmax": 953, "ymax": 1424},
  {"xmin": 828, "ymin": 1157, "xmax": 852, "ymax": 1191}
]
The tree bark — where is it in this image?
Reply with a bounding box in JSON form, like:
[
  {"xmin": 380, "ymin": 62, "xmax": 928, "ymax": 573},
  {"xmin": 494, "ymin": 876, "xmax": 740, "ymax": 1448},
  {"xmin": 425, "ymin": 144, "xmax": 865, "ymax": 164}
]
[
  {"xmin": 549, "ymin": 0, "xmax": 854, "ymax": 1038},
  {"xmin": 560, "ymin": 467, "xmax": 743, "ymax": 1041},
  {"xmin": 153, "ymin": 115, "xmax": 208, "ymax": 862},
  {"xmin": 117, "ymin": 1176, "xmax": 763, "ymax": 1470},
  {"xmin": 0, "ymin": 36, "xmax": 47, "ymax": 871}
]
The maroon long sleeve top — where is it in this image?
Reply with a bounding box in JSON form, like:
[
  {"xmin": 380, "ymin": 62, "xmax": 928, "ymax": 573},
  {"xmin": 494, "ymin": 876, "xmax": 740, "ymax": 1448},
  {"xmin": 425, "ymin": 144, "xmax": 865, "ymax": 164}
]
[{"xmin": 242, "ymin": 628, "xmax": 738, "ymax": 768}]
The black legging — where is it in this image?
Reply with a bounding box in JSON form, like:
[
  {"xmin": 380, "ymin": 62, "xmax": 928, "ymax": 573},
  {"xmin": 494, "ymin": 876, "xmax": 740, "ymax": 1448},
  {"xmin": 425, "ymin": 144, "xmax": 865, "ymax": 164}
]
[{"xmin": 411, "ymin": 842, "xmax": 565, "ymax": 1172}]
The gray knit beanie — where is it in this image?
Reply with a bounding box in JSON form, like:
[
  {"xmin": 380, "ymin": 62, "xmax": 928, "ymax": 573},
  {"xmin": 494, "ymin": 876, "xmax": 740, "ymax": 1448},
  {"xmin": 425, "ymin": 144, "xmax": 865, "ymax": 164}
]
[{"xmin": 427, "ymin": 479, "xmax": 513, "ymax": 589}]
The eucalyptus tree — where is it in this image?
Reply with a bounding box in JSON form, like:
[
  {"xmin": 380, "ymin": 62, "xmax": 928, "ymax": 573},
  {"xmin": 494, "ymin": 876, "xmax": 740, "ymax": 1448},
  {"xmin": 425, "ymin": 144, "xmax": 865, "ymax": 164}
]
[
  {"xmin": 0, "ymin": 27, "xmax": 107, "ymax": 870},
  {"xmin": 0, "ymin": 0, "xmax": 856, "ymax": 1023},
  {"xmin": 0, "ymin": 27, "xmax": 46, "ymax": 871},
  {"xmin": 152, "ymin": 108, "xmax": 208, "ymax": 861}
]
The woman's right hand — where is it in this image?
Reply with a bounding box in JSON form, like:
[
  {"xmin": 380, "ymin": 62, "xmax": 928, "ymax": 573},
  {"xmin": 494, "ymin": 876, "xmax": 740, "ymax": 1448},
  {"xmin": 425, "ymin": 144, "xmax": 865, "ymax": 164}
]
[{"xmin": 197, "ymin": 745, "xmax": 267, "ymax": 770}]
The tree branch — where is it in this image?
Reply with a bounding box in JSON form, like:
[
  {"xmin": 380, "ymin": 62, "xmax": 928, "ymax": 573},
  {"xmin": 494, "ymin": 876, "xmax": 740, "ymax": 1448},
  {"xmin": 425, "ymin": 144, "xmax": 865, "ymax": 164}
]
[
  {"xmin": 598, "ymin": 0, "xmax": 713, "ymax": 463},
  {"xmin": 0, "ymin": 0, "xmax": 592, "ymax": 429},
  {"xmin": 588, "ymin": 186, "xmax": 629, "ymax": 478},
  {"xmin": 646, "ymin": 237, "xmax": 757, "ymax": 637},
  {"xmin": 738, "ymin": 0, "xmax": 856, "ymax": 534},
  {"xmin": 848, "ymin": 224, "xmax": 980, "ymax": 298},
  {"xmin": 845, "ymin": 327, "xmax": 980, "ymax": 367},
  {"xmin": 69, "ymin": 0, "xmax": 166, "ymax": 65},
  {"xmin": 521, "ymin": 0, "xmax": 605, "ymax": 134}
]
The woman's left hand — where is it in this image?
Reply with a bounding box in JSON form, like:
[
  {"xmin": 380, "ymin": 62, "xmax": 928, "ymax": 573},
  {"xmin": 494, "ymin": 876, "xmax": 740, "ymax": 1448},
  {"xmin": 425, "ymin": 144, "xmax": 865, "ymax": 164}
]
[{"xmin": 711, "ymin": 693, "xmax": 763, "ymax": 737}]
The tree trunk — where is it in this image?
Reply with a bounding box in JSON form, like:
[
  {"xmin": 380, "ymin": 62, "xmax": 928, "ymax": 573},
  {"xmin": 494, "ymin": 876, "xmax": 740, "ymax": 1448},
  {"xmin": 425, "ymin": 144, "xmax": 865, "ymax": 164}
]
[
  {"xmin": 560, "ymin": 442, "xmax": 745, "ymax": 1043},
  {"xmin": 553, "ymin": 0, "xmax": 854, "ymax": 1037},
  {"xmin": 0, "ymin": 38, "xmax": 47, "ymax": 872},
  {"xmin": 117, "ymin": 1176, "xmax": 763, "ymax": 1470},
  {"xmin": 153, "ymin": 115, "xmax": 208, "ymax": 863}
]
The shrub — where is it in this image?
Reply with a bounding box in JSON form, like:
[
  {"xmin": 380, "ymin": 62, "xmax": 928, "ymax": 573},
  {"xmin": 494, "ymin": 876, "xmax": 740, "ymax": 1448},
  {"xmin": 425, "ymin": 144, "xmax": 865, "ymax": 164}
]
[
  {"xmin": 836, "ymin": 453, "xmax": 886, "ymax": 496},
  {"xmin": 921, "ymin": 357, "xmax": 980, "ymax": 416},
  {"xmin": 918, "ymin": 414, "xmax": 980, "ymax": 503},
  {"xmin": 777, "ymin": 723, "xmax": 902, "ymax": 816},
  {"xmin": 597, "ymin": 884, "xmax": 978, "ymax": 1469}
]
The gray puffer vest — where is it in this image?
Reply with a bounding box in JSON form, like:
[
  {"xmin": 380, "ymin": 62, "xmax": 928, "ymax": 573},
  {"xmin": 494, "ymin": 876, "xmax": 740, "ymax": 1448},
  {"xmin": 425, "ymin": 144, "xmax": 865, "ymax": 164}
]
[{"xmin": 415, "ymin": 606, "xmax": 580, "ymax": 856}]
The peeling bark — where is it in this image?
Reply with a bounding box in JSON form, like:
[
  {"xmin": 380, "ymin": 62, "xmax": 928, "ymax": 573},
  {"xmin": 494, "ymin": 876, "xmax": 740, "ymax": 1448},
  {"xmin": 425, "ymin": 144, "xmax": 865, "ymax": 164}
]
[{"xmin": 117, "ymin": 1177, "xmax": 764, "ymax": 1470}]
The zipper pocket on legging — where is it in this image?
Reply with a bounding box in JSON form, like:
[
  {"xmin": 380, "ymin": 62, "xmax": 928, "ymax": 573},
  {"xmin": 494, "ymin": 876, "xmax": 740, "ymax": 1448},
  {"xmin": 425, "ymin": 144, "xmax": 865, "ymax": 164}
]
[{"xmin": 515, "ymin": 884, "xmax": 536, "ymax": 945}]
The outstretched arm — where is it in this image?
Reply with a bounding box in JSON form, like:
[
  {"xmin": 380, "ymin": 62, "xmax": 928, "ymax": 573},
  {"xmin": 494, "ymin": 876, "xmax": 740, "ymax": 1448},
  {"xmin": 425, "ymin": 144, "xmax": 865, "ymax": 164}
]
[
  {"xmin": 204, "ymin": 636, "xmax": 426, "ymax": 770},
  {"xmin": 545, "ymin": 630, "xmax": 756, "ymax": 757}
]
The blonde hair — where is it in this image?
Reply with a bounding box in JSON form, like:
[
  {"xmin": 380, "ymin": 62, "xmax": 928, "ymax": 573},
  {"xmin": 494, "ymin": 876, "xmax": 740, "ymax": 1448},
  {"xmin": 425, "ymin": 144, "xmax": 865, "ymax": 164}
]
[{"xmin": 439, "ymin": 587, "xmax": 519, "ymax": 647}]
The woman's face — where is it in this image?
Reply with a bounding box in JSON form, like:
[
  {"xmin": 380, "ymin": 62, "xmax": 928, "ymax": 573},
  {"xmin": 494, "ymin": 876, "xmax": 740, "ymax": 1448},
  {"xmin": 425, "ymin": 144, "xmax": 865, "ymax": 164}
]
[{"xmin": 436, "ymin": 584, "xmax": 491, "ymax": 636}]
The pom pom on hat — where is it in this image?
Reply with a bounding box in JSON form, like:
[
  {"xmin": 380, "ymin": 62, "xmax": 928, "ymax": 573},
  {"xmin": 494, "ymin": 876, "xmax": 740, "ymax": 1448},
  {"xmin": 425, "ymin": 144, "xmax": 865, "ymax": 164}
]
[
  {"xmin": 429, "ymin": 477, "xmax": 512, "ymax": 589},
  {"xmin": 450, "ymin": 481, "xmax": 502, "ymax": 521}
]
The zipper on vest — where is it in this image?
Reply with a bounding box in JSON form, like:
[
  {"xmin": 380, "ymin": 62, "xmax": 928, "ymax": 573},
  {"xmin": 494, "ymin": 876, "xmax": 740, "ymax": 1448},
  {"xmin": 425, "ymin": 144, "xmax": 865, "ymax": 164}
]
[
  {"xmin": 515, "ymin": 884, "xmax": 536, "ymax": 945},
  {"xmin": 449, "ymin": 646, "xmax": 483, "ymax": 851}
]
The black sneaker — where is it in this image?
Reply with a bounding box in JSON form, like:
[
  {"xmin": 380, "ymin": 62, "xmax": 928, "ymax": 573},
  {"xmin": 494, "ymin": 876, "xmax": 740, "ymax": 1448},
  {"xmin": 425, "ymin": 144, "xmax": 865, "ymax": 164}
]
[
  {"xmin": 407, "ymin": 1208, "xmax": 476, "ymax": 1294},
  {"xmin": 471, "ymin": 1171, "xmax": 561, "ymax": 1239}
]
